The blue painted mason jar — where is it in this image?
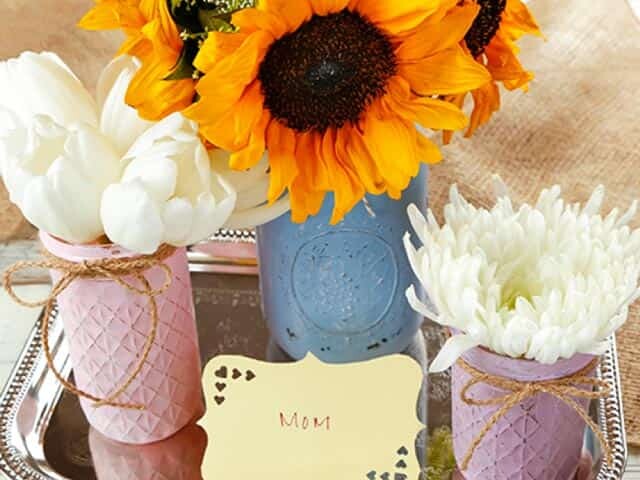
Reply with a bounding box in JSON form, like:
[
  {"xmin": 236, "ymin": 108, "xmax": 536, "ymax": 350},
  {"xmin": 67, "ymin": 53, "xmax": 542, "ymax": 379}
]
[{"xmin": 256, "ymin": 166, "xmax": 428, "ymax": 363}]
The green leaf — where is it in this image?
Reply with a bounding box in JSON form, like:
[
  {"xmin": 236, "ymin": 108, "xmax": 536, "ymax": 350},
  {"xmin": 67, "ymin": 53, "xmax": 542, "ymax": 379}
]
[
  {"xmin": 164, "ymin": 40, "xmax": 198, "ymax": 81},
  {"xmin": 198, "ymin": 10, "xmax": 236, "ymax": 32}
]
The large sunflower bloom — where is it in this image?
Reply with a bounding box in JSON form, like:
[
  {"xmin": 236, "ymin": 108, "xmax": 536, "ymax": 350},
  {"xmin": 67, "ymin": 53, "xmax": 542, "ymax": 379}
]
[
  {"xmin": 79, "ymin": 0, "xmax": 196, "ymax": 120},
  {"xmin": 445, "ymin": 0, "xmax": 542, "ymax": 141},
  {"xmin": 185, "ymin": 0, "xmax": 491, "ymax": 224}
]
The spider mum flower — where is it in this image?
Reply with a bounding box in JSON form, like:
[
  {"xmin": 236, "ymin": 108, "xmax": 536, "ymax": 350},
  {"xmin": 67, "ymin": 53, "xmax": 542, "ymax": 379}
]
[
  {"xmin": 185, "ymin": 0, "xmax": 492, "ymax": 224},
  {"xmin": 444, "ymin": 0, "xmax": 543, "ymax": 141},
  {"xmin": 79, "ymin": 0, "xmax": 196, "ymax": 120},
  {"xmin": 404, "ymin": 178, "xmax": 640, "ymax": 372}
]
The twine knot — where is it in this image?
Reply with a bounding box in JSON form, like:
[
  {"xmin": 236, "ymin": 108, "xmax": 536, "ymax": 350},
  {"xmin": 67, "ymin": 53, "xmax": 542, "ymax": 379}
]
[
  {"xmin": 2, "ymin": 244, "xmax": 177, "ymax": 410},
  {"xmin": 458, "ymin": 357, "xmax": 613, "ymax": 471}
]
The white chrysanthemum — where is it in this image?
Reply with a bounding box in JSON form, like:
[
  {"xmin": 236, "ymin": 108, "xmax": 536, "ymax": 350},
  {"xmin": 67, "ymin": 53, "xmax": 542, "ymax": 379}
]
[{"xmin": 405, "ymin": 177, "xmax": 640, "ymax": 372}]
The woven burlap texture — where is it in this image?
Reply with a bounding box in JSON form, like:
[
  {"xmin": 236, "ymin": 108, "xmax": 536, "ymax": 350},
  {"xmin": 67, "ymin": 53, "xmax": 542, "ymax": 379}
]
[
  {"xmin": 1, "ymin": 0, "xmax": 639, "ymax": 445},
  {"xmin": 428, "ymin": 0, "xmax": 640, "ymax": 445}
]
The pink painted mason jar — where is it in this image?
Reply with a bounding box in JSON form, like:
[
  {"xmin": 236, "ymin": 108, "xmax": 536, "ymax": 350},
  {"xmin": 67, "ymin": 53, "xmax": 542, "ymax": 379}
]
[
  {"xmin": 452, "ymin": 346, "xmax": 596, "ymax": 480},
  {"xmin": 41, "ymin": 233, "xmax": 204, "ymax": 444},
  {"xmin": 89, "ymin": 425, "xmax": 207, "ymax": 479}
]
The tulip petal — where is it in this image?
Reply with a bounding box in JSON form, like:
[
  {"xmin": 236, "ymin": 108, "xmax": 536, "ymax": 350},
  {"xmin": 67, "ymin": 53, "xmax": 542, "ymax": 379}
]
[
  {"xmin": 0, "ymin": 52, "xmax": 98, "ymax": 128},
  {"xmin": 98, "ymin": 55, "xmax": 153, "ymax": 156},
  {"xmin": 101, "ymin": 181, "xmax": 164, "ymax": 254}
]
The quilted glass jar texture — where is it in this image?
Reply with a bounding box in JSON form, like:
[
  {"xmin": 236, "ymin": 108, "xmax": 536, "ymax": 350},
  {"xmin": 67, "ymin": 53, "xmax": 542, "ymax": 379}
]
[
  {"xmin": 452, "ymin": 347, "xmax": 595, "ymax": 480},
  {"xmin": 257, "ymin": 166, "xmax": 429, "ymax": 363},
  {"xmin": 41, "ymin": 233, "xmax": 204, "ymax": 444}
]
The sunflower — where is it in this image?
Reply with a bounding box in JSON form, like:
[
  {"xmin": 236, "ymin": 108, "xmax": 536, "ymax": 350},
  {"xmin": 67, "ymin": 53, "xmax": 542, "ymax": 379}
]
[
  {"xmin": 185, "ymin": 0, "xmax": 492, "ymax": 224},
  {"xmin": 444, "ymin": 0, "xmax": 542, "ymax": 141},
  {"xmin": 79, "ymin": 0, "xmax": 196, "ymax": 120}
]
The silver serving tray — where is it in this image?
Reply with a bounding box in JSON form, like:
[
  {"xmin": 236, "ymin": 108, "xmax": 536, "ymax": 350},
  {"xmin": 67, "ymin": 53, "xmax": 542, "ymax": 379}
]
[{"xmin": 0, "ymin": 245, "xmax": 629, "ymax": 479}]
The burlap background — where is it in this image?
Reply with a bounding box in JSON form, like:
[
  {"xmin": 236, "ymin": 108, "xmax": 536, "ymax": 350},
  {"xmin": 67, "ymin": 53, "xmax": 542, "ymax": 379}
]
[{"xmin": 1, "ymin": 0, "xmax": 639, "ymax": 444}]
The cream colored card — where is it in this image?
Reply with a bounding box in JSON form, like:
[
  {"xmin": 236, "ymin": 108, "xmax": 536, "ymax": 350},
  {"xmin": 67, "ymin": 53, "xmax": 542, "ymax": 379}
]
[{"xmin": 200, "ymin": 354, "xmax": 424, "ymax": 479}]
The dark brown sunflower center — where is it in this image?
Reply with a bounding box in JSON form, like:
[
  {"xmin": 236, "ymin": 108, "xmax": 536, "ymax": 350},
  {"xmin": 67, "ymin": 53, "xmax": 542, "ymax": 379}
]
[
  {"xmin": 464, "ymin": 0, "xmax": 507, "ymax": 58},
  {"xmin": 258, "ymin": 9, "xmax": 397, "ymax": 133}
]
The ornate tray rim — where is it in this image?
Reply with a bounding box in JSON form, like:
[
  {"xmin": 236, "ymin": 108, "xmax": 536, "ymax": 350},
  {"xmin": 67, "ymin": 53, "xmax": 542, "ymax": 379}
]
[{"xmin": 0, "ymin": 259, "xmax": 629, "ymax": 480}]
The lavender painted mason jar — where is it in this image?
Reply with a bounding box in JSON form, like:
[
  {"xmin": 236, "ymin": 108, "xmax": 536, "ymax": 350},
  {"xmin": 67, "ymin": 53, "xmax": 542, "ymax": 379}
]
[
  {"xmin": 452, "ymin": 347, "xmax": 596, "ymax": 480},
  {"xmin": 256, "ymin": 166, "xmax": 428, "ymax": 363}
]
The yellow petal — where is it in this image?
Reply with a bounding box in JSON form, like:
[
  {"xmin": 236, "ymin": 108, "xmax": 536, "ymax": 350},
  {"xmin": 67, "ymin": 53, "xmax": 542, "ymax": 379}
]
[
  {"xmin": 198, "ymin": 81, "xmax": 265, "ymax": 151},
  {"xmin": 230, "ymin": 109, "xmax": 271, "ymax": 170},
  {"xmin": 360, "ymin": 106, "xmax": 419, "ymax": 191},
  {"xmin": 191, "ymin": 31, "xmax": 273, "ymax": 119},
  {"xmin": 195, "ymin": 32, "xmax": 249, "ymax": 73},
  {"xmin": 232, "ymin": 8, "xmax": 288, "ymax": 38},
  {"xmin": 396, "ymin": 2, "xmax": 479, "ymax": 61},
  {"xmin": 266, "ymin": 121, "xmax": 298, "ymax": 202},
  {"xmin": 290, "ymin": 133, "xmax": 327, "ymax": 223},
  {"xmin": 298, "ymin": 131, "xmax": 331, "ymax": 191},
  {"xmin": 340, "ymin": 124, "xmax": 386, "ymax": 195},
  {"xmin": 466, "ymin": 81, "xmax": 501, "ymax": 138},
  {"xmin": 485, "ymin": 35, "xmax": 533, "ymax": 90},
  {"xmin": 400, "ymin": 46, "xmax": 491, "ymax": 96},
  {"xmin": 78, "ymin": 3, "xmax": 121, "ymax": 30},
  {"xmin": 416, "ymin": 131, "xmax": 443, "ymax": 165},
  {"xmin": 309, "ymin": 0, "xmax": 350, "ymax": 16},
  {"xmin": 502, "ymin": 0, "xmax": 543, "ymax": 39},
  {"xmin": 384, "ymin": 77, "xmax": 468, "ymax": 131},
  {"xmin": 442, "ymin": 93, "xmax": 466, "ymax": 144},
  {"xmin": 320, "ymin": 129, "xmax": 364, "ymax": 224},
  {"xmin": 126, "ymin": 59, "xmax": 195, "ymax": 120},
  {"xmin": 350, "ymin": 0, "xmax": 444, "ymax": 34},
  {"xmin": 259, "ymin": 0, "xmax": 313, "ymax": 32}
]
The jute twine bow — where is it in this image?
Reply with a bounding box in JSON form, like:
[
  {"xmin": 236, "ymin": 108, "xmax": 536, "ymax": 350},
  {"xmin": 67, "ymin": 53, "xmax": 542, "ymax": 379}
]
[
  {"xmin": 2, "ymin": 244, "xmax": 176, "ymax": 410},
  {"xmin": 458, "ymin": 357, "xmax": 613, "ymax": 471}
]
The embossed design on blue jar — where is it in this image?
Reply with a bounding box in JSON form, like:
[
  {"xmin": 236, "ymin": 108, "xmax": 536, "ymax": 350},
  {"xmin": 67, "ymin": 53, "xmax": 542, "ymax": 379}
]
[{"xmin": 291, "ymin": 230, "xmax": 399, "ymax": 335}]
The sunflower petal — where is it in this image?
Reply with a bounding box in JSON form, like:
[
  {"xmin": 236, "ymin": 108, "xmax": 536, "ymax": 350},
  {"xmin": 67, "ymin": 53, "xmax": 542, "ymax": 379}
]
[
  {"xmin": 199, "ymin": 81, "xmax": 265, "ymax": 151},
  {"xmin": 396, "ymin": 2, "xmax": 480, "ymax": 61},
  {"xmin": 400, "ymin": 46, "xmax": 491, "ymax": 96},
  {"xmin": 230, "ymin": 109, "xmax": 272, "ymax": 170},
  {"xmin": 415, "ymin": 132, "xmax": 443, "ymax": 165},
  {"xmin": 502, "ymin": 0, "xmax": 543, "ymax": 39},
  {"xmin": 190, "ymin": 31, "xmax": 273, "ymax": 120},
  {"xmin": 485, "ymin": 35, "xmax": 533, "ymax": 90},
  {"xmin": 350, "ymin": 0, "xmax": 445, "ymax": 34},
  {"xmin": 266, "ymin": 121, "xmax": 298, "ymax": 202},
  {"xmin": 309, "ymin": 0, "xmax": 351, "ymax": 16},
  {"xmin": 321, "ymin": 128, "xmax": 364, "ymax": 224},
  {"xmin": 260, "ymin": 0, "xmax": 314, "ymax": 32},
  {"xmin": 360, "ymin": 105, "xmax": 419, "ymax": 191},
  {"xmin": 466, "ymin": 81, "xmax": 501, "ymax": 138},
  {"xmin": 232, "ymin": 8, "xmax": 288, "ymax": 38},
  {"xmin": 195, "ymin": 31, "xmax": 249, "ymax": 73},
  {"xmin": 126, "ymin": 59, "xmax": 195, "ymax": 120},
  {"xmin": 384, "ymin": 77, "xmax": 468, "ymax": 131},
  {"xmin": 340, "ymin": 124, "xmax": 386, "ymax": 195}
]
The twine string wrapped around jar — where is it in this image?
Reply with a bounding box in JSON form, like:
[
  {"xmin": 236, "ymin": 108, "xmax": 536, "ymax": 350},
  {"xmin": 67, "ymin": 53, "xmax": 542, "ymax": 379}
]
[
  {"xmin": 457, "ymin": 357, "xmax": 613, "ymax": 471},
  {"xmin": 2, "ymin": 244, "xmax": 176, "ymax": 410}
]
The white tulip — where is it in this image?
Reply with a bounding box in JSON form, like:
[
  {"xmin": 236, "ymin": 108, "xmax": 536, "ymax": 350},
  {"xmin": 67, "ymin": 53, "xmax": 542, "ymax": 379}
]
[
  {"xmin": 210, "ymin": 149, "xmax": 291, "ymax": 229},
  {"xmin": 96, "ymin": 55, "xmax": 153, "ymax": 156},
  {"xmin": 1, "ymin": 115, "xmax": 120, "ymax": 243},
  {"xmin": 405, "ymin": 177, "xmax": 640, "ymax": 372},
  {"xmin": 0, "ymin": 53, "xmax": 159, "ymax": 246},
  {"xmin": 101, "ymin": 113, "xmax": 237, "ymax": 254},
  {"xmin": 0, "ymin": 52, "xmax": 97, "ymax": 129}
]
